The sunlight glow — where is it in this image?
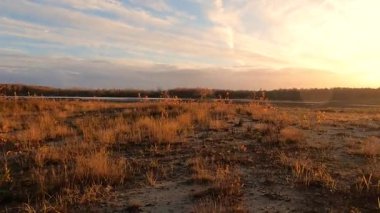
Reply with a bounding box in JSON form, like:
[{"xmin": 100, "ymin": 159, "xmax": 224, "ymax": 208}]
[{"xmin": 0, "ymin": 0, "xmax": 378, "ymax": 88}]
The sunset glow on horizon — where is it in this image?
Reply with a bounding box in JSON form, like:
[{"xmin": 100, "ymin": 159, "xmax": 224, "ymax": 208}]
[{"xmin": 0, "ymin": 0, "xmax": 379, "ymax": 89}]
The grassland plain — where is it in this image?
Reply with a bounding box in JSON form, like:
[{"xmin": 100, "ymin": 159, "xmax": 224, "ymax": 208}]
[{"xmin": 0, "ymin": 97, "xmax": 379, "ymax": 212}]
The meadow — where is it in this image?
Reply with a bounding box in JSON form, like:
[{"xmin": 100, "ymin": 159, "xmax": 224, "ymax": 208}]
[{"xmin": 0, "ymin": 97, "xmax": 379, "ymax": 212}]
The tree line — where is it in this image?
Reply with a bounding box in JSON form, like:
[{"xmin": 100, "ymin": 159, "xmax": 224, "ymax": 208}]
[{"xmin": 1, "ymin": 84, "xmax": 380, "ymax": 104}]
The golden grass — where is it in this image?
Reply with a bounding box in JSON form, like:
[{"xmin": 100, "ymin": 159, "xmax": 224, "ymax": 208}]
[
  {"xmin": 192, "ymin": 199, "xmax": 224, "ymax": 213},
  {"xmin": 213, "ymin": 165, "xmax": 242, "ymax": 197},
  {"xmin": 279, "ymin": 126, "xmax": 304, "ymax": 143},
  {"xmin": 27, "ymin": 142, "xmax": 128, "ymax": 201},
  {"xmin": 189, "ymin": 154, "xmax": 244, "ymax": 211},
  {"xmin": 193, "ymin": 107, "xmax": 212, "ymax": 129},
  {"xmin": 74, "ymin": 149, "xmax": 128, "ymax": 184},
  {"xmin": 293, "ymin": 159, "xmax": 336, "ymax": 190},
  {"xmin": 253, "ymin": 123, "xmax": 270, "ymax": 133},
  {"xmin": 145, "ymin": 170, "xmax": 157, "ymax": 186},
  {"xmin": 359, "ymin": 136, "xmax": 380, "ymax": 158},
  {"xmin": 189, "ymin": 157, "xmax": 215, "ymax": 183},
  {"xmin": 134, "ymin": 117, "xmax": 186, "ymax": 144},
  {"xmin": 279, "ymin": 153, "xmax": 336, "ymax": 190},
  {"xmin": 0, "ymin": 102, "xmax": 130, "ymax": 209},
  {"xmin": 13, "ymin": 113, "xmax": 74, "ymax": 144},
  {"xmin": 0, "ymin": 159, "xmax": 12, "ymax": 186},
  {"xmin": 2, "ymin": 97, "xmax": 379, "ymax": 211},
  {"xmin": 1, "ymin": 98, "xmax": 221, "ymax": 210},
  {"xmin": 209, "ymin": 119, "xmax": 227, "ymax": 130},
  {"xmin": 256, "ymin": 124, "xmax": 279, "ymax": 144}
]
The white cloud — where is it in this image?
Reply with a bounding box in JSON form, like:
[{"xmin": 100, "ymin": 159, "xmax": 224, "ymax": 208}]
[
  {"xmin": 58, "ymin": 0, "xmax": 123, "ymax": 10},
  {"xmin": 0, "ymin": 53, "xmax": 352, "ymax": 89},
  {"xmin": 0, "ymin": 0, "xmax": 283, "ymax": 69},
  {"xmin": 129, "ymin": 0, "xmax": 170, "ymax": 12},
  {"xmin": 1, "ymin": 0, "xmax": 379, "ymax": 88}
]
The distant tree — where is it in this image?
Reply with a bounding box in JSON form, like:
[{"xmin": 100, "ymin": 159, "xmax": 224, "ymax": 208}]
[{"xmin": 199, "ymin": 88, "xmax": 213, "ymax": 99}]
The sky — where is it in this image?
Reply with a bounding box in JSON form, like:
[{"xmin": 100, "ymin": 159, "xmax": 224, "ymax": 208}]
[{"xmin": 0, "ymin": 0, "xmax": 379, "ymax": 89}]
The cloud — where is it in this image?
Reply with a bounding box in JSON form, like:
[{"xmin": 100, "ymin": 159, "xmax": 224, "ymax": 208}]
[
  {"xmin": 207, "ymin": 0, "xmax": 238, "ymax": 49},
  {"xmin": 129, "ymin": 0, "xmax": 170, "ymax": 12},
  {"xmin": 0, "ymin": 54, "xmax": 352, "ymax": 89},
  {"xmin": 0, "ymin": 0, "xmax": 379, "ymax": 88},
  {"xmin": 53, "ymin": 0, "xmax": 123, "ymax": 10},
  {"xmin": 0, "ymin": 1, "xmax": 284, "ymax": 69},
  {"xmin": 0, "ymin": 0, "xmax": 290, "ymax": 70}
]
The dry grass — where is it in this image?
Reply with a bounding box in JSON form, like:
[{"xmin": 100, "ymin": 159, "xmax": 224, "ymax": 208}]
[
  {"xmin": 1, "ymin": 98, "xmax": 228, "ymax": 210},
  {"xmin": 359, "ymin": 136, "xmax": 380, "ymax": 158},
  {"xmin": 189, "ymin": 157, "xmax": 215, "ymax": 183},
  {"xmin": 253, "ymin": 123, "xmax": 270, "ymax": 133},
  {"xmin": 279, "ymin": 153, "xmax": 336, "ymax": 190},
  {"xmin": 74, "ymin": 149, "xmax": 128, "ymax": 184},
  {"xmin": 209, "ymin": 119, "xmax": 227, "ymax": 130},
  {"xmin": 355, "ymin": 173, "xmax": 380, "ymax": 193},
  {"xmin": 192, "ymin": 199, "xmax": 225, "ymax": 213},
  {"xmin": 145, "ymin": 170, "xmax": 157, "ymax": 186},
  {"xmin": 255, "ymin": 124, "xmax": 279, "ymax": 144},
  {"xmin": 1, "ymin": 97, "xmax": 380, "ymax": 211},
  {"xmin": 13, "ymin": 113, "xmax": 74, "ymax": 144},
  {"xmin": 192, "ymin": 198, "xmax": 245, "ymax": 213},
  {"xmin": 213, "ymin": 165, "xmax": 242, "ymax": 198},
  {"xmin": 189, "ymin": 155, "xmax": 243, "ymax": 211},
  {"xmin": 134, "ymin": 117, "xmax": 186, "ymax": 144},
  {"xmin": 0, "ymin": 99, "xmax": 133, "ymax": 210},
  {"xmin": 292, "ymin": 159, "xmax": 336, "ymax": 190},
  {"xmin": 25, "ymin": 142, "xmax": 128, "ymax": 209},
  {"xmin": 279, "ymin": 126, "xmax": 304, "ymax": 143}
]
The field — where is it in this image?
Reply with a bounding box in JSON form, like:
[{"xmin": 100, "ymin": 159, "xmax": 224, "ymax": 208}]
[{"xmin": 0, "ymin": 98, "xmax": 379, "ymax": 212}]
